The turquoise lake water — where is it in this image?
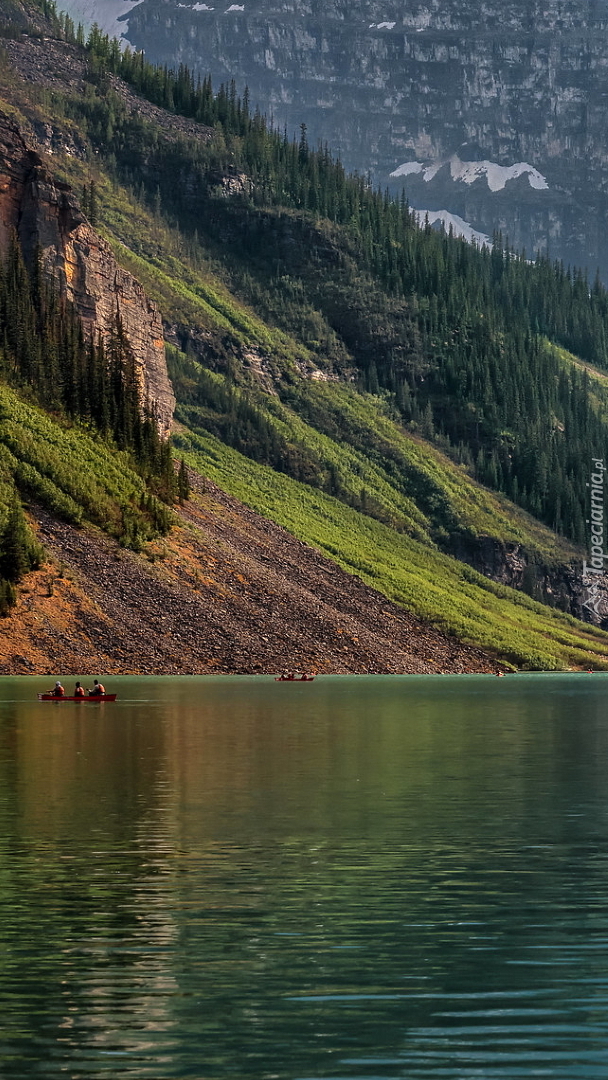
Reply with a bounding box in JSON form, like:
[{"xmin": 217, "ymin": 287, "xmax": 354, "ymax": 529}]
[{"xmin": 1, "ymin": 673, "xmax": 608, "ymax": 1078}]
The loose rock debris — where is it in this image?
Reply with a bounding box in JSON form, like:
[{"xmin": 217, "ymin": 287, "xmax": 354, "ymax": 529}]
[{"xmin": 0, "ymin": 481, "xmax": 500, "ymax": 675}]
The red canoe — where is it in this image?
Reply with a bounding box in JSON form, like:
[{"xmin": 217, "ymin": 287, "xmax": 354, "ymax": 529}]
[
  {"xmin": 37, "ymin": 693, "xmax": 117, "ymax": 702},
  {"xmin": 274, "ymin": 676, "xmax": 315, "ymax": 682}
]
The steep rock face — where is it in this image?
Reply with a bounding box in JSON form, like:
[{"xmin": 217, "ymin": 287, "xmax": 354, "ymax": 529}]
[
  {"xmin": 0, "ymin": 112, "xmax": 175, "ymax": 436},
  {"xmin": 450, "ymin": 534, "xmax": 595, "ymax": 624},
  {"xmin": 67, "ymin": 0, "xmax": 608, "ymax": 278}
]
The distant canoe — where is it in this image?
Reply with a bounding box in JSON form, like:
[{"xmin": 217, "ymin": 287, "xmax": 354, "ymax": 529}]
[
  {"xmin": 274, "ymin": 676, "xmax": 315, "ymax": 682},
  {"xmin": 37, "ymin": 693, "xmax": 117, "ymax": 702}
]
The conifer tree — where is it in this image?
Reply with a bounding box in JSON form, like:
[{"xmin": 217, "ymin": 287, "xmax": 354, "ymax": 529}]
[
  {"xmin": 177, "ymin": 458, "xmax": 190, "ymax": 503},
  {"xmin": 0, "ymin": 495, "xmax": 33, "ymax": 582}
]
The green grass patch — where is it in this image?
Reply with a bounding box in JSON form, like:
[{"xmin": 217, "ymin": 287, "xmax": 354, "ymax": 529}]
[
  {"xmin": 0, "ymin": 383, "xmax": 173, "ymax": 541},
  {"xmin": 282, "ymin": 379, "xmax": 578, "ymax": 561},
  {"xmin": 172, "ymin": 353, "xmax": 577, "ymax": 565},
  {"xmin": 174, "ymin": 426, "xmax": 608, "ymax": 671}
]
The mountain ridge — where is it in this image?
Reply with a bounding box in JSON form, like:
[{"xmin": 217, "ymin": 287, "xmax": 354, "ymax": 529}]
[
  {"xmin": 57, "ymin": 0, "xmax": 608, "ymax": 282},
  {"xmin": 2, "ymin": 3, "xmax": 608, "ymax": 670}
]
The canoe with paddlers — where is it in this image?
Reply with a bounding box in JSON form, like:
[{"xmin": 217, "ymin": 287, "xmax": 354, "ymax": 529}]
[
  {"xmin": 274, "ymin": 674, "xmax": 315, "ymax": 682},
  {"xmin": 37, "ymin": 693, "xmax": 117, "ymax": 701}
]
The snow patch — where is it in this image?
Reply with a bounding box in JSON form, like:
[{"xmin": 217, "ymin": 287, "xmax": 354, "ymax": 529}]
[
  {"xmin": 422, "ymin": 162, "xmax": 443, "ymax": 182},
  {"xmin": 369, "ymin": 21, "xmax": 396, "ymax": 29},
  {"xmin": 413, "ymin": 209, "xmax": 491, "ymax": 248},
  {"xmin": 390, "ymin": 154, "xmax": 549, "ymax": 192},
  {"xmin": 448, "ymin": 155, "xmax": 549, "ymax": 191},
  {"xmin": 225, "ymin": 4, "xmax": 244, "ymax": 9},
  {"xmin": 178, "ymin": 3, "xmax": 215, "ymax": 8},
  {"xmin": 390, "ymin": 161, "xmax": 424, "ymax": 178}
]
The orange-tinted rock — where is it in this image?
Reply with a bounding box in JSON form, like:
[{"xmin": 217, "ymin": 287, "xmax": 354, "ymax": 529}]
[{"xmin": 0, "ymin": 112, "xmax": 175, "ymax": 437}]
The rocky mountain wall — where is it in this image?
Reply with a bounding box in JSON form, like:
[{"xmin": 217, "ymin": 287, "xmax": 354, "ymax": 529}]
[
  {"xmin": 68, "ymin": 0, "xmax": 608, "ymax": 278},
  {"xmin": 0, "ymin": 111, "xmax": 175, "ymax": 435}
]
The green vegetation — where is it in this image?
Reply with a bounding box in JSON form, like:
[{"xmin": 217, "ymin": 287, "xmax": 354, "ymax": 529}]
[
  {"xmin": 45, "ymin": 30, "xmax": 608, "ymax": 547},
  {"xmin": 175, "ymin": 428, "xmax": 608, "ymax": 670},
  {"xmin": 169, "ymin": 346, "xmax": 575, "ymax": 563},
  {"xmin": 2, "ymin": 7, "xmax": 608, "ymax": 663},
  {"xmin": 0, "ymin": 378, "xmax": 178, "ymax": 593},
  {"xmin": 0, "ymin": 227, "xmax": 180, "ymax": 610},
  {"xmin": 0, "ymin": 484, "xmax": 42, "ymax": 613},
  {"xmin": 38, "ymin": 164, "xmax": 575, "ymax": 575},
  {"xmin": 104, "ymin": 238, "xmax": 302, "ymax": 359},
  {"xmin": 0, "ymin": 233, "xmax": 176, "ymax": 501}
]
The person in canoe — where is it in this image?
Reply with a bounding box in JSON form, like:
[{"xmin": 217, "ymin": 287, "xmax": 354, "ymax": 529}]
[
  {"xmin": 88, "ymin": 680, "xmax": 106, "ymax": 696},
  {"xmin": 47, "ymin": 681, "xmax": 65, "ymax": 697},
  {"xmin": 73, "ymin": 681, "xmax": 85, "ymax": 698},
  {"xmin": 275, "ymin": 672, "xmax": 316, "ymax": 682}
]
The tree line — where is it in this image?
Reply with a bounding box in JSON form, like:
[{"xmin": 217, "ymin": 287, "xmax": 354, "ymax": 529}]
[
  {"xmin": 0, "ymin": 233, "xmax": 186, "ymax": 610},
  {"xmin": 0, "ymin": 232, "xmax": 176, "ymax": 495},
  {"xmin": 48, "ymin": 16, "xmax": 608, "ymax": 543}
]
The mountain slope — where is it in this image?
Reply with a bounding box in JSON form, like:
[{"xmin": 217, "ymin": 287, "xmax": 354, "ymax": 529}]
[
  {"xmin": 174, "ymin": 431, "xmax": 608, "ymax": 671},
  {"xmin": 45, "ymin": 25, "xmax": 608, "ymax": 557},
  {"xmin": 53, "ymin": 0, "xmax": 608, "ymax": 283},
  {"xmin": 1, "ymin": 482, "xmax": 503, "ymax": 676},
  {"xmin": 4, "ymin": 469, "xmax": 608, "ymax": 675},
  {"xmin": 2, "ymin": 5, "xmax": 608, "ymax": 669}
]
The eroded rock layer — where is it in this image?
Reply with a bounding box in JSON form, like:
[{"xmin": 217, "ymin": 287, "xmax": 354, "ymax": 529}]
[{"xmin": 0, "ymin": 112, "xmax": 175, "ymax": 435}]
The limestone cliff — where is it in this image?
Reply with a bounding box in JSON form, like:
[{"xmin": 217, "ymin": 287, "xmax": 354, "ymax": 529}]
[
  {"xmin": 0, "ymin": 112, "xmax": 175, "ymax": 436},
  {"xmin": 63, "ymin": 0, "xmax": 608, "ymax": 280}
]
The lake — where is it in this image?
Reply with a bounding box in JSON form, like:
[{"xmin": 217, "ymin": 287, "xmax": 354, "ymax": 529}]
[{"xmin": 1, "ymin": 673, "xmax": 608, "ymax": 1078}]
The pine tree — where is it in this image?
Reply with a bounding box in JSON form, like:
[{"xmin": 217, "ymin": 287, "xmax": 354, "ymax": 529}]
[
  {"xmin": 0, "ymin": 579, "xmax": 17, "ymax": 617},
  {"xmin": 0, "ymin": 496, "xmax": 31, "ymax": 582},
  {"xmin": 177, "ymin": 458, "xmax": 190, "ymax": 503}
]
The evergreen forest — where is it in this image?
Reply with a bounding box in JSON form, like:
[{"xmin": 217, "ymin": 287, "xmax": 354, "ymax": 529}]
[
  {"xmin": 3, "ymin": 0, "xmax": 608, "ymax": 666},
  {"xmin": 0, "ymin": 223, "xmax": 177, "ymax": 609},
  {"xmin": 70, "ymin": 22, "xmax": 608, "ymax": 546}
]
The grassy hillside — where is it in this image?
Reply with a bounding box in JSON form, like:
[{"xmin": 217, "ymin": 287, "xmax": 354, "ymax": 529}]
[
  {"xmin": 0, "ymin": 373, "xmax": 606, "ymax": 673},
  {"xmin": 3, "ymin": 10, "xmax": 608, "ymax": 669},
  {"xmin": 105, "ymin": 188, "xmax": 580, "ymax": 567},
  {"xmin": 174, "ymin": 428, "xmax": 608, "ymax": 671},
  {"xmin": 59, "ymin": 26, "xmax": 608, "ymax": 547},
  {"xmin": 26, "ymin": 152, "xmax": 573, "ymax": 575},
  {"xmin": 0, "ymin": 381, "xmax": 174, "ymax": 551}
]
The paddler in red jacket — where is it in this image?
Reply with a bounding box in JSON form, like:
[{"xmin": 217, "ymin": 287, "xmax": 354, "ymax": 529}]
[{"xmin": 88, "ymin": 680, "xmax": 106, "ymax": 696}]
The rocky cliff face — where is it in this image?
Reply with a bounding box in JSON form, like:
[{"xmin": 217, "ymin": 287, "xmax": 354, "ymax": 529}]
[
  {"xmin": 65, "ymin": 0, "xmax": 608, "ymax": 279},
  {"xmin": 450, "ymin": 533, "xmax": 600, "ymax": 625},
  {"xmin": 0, "ymin": 112, "xmax": 175, "ymax": 436}
]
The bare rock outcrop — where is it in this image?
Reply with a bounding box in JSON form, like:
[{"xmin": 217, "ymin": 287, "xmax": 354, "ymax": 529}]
[{"xmin": 0, "ymin": 111, "xmax": 175, "ymax": 436}]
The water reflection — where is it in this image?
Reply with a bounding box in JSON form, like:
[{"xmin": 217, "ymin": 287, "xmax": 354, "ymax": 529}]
[{"xmin": 1, "ymin": 675, "xmax": 608, "ymax": 1077}]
